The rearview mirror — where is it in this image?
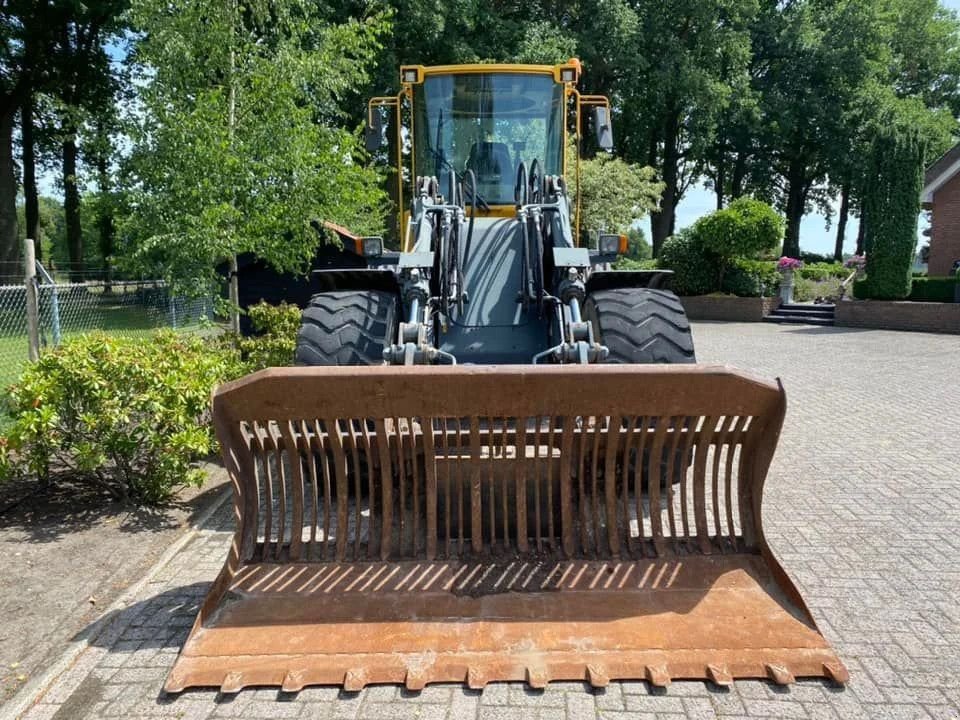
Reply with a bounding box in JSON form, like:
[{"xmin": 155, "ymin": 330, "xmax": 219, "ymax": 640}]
[
  {"xmin": 365, "ymin": 109, "xmax": 383, "ymax": 152},
  {"xmin": 593, "ymin": 106, "xmax": 613, "ymax": 151}
]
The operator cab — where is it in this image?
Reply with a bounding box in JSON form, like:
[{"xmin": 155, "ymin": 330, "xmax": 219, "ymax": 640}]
[{"xmin": 412, "ymin": 72, "xmax": 566, "ymax": 205}]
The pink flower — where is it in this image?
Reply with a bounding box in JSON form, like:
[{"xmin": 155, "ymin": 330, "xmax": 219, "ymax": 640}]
[
  {"xmin": 777, "ymin": 256, "xmax": 804, "ymax": 271},
  {"xmin": 844, "ymin": 254, "xmax": 866, "ymax": 268}
]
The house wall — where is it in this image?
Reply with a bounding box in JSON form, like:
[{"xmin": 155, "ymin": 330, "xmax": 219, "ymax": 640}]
[{"xmin": 930, "ymin": 173, "xmax": 960, "ymax": 276}]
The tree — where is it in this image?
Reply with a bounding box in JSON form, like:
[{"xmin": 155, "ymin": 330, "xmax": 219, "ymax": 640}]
[
  {"xmin": 616, "ymin": 0, "xmax": 758, "ymax": 255},
  {"xmin": 122, "ymin": 0, "xmax": 390, "ymax": 288},
  {"xmin": 575, "ymin": 153, "xmax": 663, "ymax": 244},
  {"xmin": 860, "ymin": 99, "xmax": 943, "ymax": 299},
  {"xmin": 829, "ymin": 0, "xmax": 960, "ymax": 260},
  {"xmin": 752, "ymin": 0, "xmax": 893, "ymax": 258},
  {"xmin": 0, "ymin": 1, "xmax": 63, "ymax": 281},
  {"xmin": 17, "ymin": 196, "xmax": 66, "ymax": 266},
  {"xmin": 45, "ymin": 0, "xmax": 128, "ymax": 280}
]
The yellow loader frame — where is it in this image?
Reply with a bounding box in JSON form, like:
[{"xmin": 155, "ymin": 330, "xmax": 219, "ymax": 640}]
[{"xmin": 366, "ymin": 59, "xmax": 610, "ymax": 250}]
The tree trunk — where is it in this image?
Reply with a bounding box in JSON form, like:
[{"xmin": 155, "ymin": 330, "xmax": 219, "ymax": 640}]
[
  {"xmin": 834, "ymin": 184, "xmax": 849, "ymax": 262},
  {"xmin": 96, "ymin": 134, "xmax": 115, "ymax": 293},
  {"xmin": 650, "ymin": 112, "xmax": 680, "ymax": 257},
  {"xmin": 0, "ymin": 108, "xmax": 19, "ymax": 284},
  {"xmin": 782, "ymin": 160, "xmax": 807, "ymax": 258},
  {"xmin": 22, "ymin": 93, "xmax": 40, "ymax": 262},
  {"xmin": 714, "ymin": 139, "xmax": 726, "ymax": 210},
  {"xmin": 856, "ymin": 207, "xmax": 866, "ymax": 256},
  {"xmin": 63, "ymin": 130, "xmax": 83, "ymax": 281},
  {"xmin": 731, "ymin": 151, "xmax": 747, "ymax": 199}
]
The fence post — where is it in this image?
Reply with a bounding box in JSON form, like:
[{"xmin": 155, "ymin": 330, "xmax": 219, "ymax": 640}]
[
  {"xmin": 35, "ymin": 259, "xmax": 61, "ymax": 345},
  {"xmin": 228, "ymin": 254, "xmax": 240, "ymax": 334},
  {"xmin": 169, "ymin": 288, "xmax": 178, "ymax": 330},
  {"xmin": 24, "ymin": 238, "xmax": 40, "ymax": 362}
]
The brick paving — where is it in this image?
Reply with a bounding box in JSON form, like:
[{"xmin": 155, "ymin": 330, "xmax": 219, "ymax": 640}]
[{"xmin": 12, "ymin": 322, "xmax": 960, "ymax": 720}]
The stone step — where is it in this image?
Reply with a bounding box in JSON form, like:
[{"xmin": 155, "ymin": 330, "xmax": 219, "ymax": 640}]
[
  {"xmin": 763, "ymin": 314, "xmax": 835, "ymax": 326},
  {"xmin": 765, "ymin": 301, "xmax": 836, "ymax": 326},
  {"xmin": 780, "ymin": 303, "xmax": 835, "ymax": 313},
  {"xmin": 770, "ymin": 308, "xmax": 835, "ymax": 319}
]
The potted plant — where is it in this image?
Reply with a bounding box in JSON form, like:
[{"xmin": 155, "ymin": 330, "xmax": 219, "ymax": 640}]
[{"xmin": 776, "ymin": 256, "xmax": 804, "ymax": 304}]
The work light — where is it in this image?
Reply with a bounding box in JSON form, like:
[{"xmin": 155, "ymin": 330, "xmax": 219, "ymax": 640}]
[
  {"xmin": 362, "ymin": 237, "xmax": 384, "ymax": 257},
  {"xmin": 598, "ymin": 233, "xmax": 622, "ymax": 255}
]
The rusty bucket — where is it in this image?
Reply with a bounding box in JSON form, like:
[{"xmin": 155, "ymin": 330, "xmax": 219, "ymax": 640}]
[{"xmin": 165, "ymin": 364, "xmax": 847, "ymax": 693}]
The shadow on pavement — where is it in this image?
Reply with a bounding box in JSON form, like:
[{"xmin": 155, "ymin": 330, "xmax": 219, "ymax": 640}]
[{"xmin": 0, "ymin": 470, "xmax": 228, "ymax": 544}]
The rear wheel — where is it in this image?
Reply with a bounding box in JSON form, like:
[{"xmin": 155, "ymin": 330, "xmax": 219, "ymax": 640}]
[
  {"xmin": 583, "ymin": 288, "xmax": 696, "ymax": 364},
  {"xmin": 295, "ymin": 290, "xmax": 398, "ymax": 366}
]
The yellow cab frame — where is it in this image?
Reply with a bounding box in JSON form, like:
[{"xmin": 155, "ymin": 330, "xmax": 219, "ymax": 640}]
[{"xmin": 366, "ymin": 59, "xmax": 610, "ymax": 250}]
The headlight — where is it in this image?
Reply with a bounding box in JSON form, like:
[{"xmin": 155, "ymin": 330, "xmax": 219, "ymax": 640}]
[
  {"xmin": 560, "ymin": 67, "xmax": 577, "ymax": 83},
  {"xmin": 362, "ymin": 237, "xmax": 383, "ymax": 257}
]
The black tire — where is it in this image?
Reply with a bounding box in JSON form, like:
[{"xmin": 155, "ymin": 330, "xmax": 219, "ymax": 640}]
[
  {"xmin": 295, "ymin": 290, "xmax": 398, "ymax": 366},
  {"xmin": 583, "ymin": 288, "xmax": 696, "ymax": 364}
]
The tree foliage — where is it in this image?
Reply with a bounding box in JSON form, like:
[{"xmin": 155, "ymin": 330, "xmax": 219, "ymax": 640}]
[
  {"xmin": 859, "ymin": 109, "xmax": 928, "ymax": 299},
  {"xmin": 121, "ymin": 0, "xmax": 390, "ymax": 287},
  {"xmin": 575, "ymin": 154, "xmax": 663, "ymax": 243}
]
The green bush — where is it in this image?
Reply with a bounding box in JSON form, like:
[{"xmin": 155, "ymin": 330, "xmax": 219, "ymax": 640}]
[
  {"xmin": 798, "ymin": 262, "xmax": 848, "ymax": 281},
  {"xmin": 799, "ymin": 251, "xmax": 834, "ymax": 264},
  {"xmin": 852, "ymin": 278, "xmax": 870, "ymax": 300},
  {"xmin": 691, "ymin": 198, "xmax": 784, "ymax": 265},
  {"xmin": 239, "ymin": 301, "xmax": 302, "ymax": 369},
  {"xmin": 658, "ymin": 231, "xmax": 719, "ymax": 296},
  {"xmin": 908, "ymin": 276, "xmax": 957, "ymax": 302},
  {"xmin": 720, "ymin": 259, "xmax": 780, "ymax": 297},
  {"xmin": 792, "ymin": 275, "xmax": 834, "ymax": 302},
  {"xmin": 0, "ymin": 332, "xmax": 243, "ymax": 503},
  {"xmin": 615, "ymin": 257, "xmax": 659, "ymax": 270}
]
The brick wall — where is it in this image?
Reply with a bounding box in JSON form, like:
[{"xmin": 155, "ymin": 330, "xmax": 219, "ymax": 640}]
[
  {"xmin": 930, "ymin": 173, "xmax": 960, "ymax": 276},
  {"xmin": 835, "ymin": 300, "xmax": 960, "ymax": 334},
  {"xmin": 679, "ymin": 296, "xmax": 778, "ymax": 322}
]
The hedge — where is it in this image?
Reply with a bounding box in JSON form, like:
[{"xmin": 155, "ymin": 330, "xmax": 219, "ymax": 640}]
[
  {"xmin": 908, "ymin": 276, "xmax": 957, "ymax": 303},
  {"xmin": 798, "ymin": 262, "xmax": 848, "ymax": 281}
]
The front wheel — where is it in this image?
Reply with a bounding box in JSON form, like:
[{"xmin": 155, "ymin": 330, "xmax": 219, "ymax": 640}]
[
  {"xmin": 295, "ymin": 290, "xmax": 398, "ymax": 366},
  {"xmin": 583, "ymin": 288, "xmax": 696, "ymax": 364}
]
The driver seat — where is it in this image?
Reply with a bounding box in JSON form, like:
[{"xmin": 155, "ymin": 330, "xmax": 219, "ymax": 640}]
[{"xmin": 466, "ymin": 142, "xmax": 512, "ymax": 180}]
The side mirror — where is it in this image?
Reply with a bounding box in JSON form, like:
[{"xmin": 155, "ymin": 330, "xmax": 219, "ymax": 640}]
[
  {"xmin": 365, "ymin": 109, "xmax": 383, "ymax": 152},
  {"xmin": 593, "ymin": 106, "xmax": 613, "ymax": 151}
]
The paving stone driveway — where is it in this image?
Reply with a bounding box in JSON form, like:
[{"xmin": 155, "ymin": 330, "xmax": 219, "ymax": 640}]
[{"xmin": 13, "ymin": 322, "xmax": 960, "ymax": 720}]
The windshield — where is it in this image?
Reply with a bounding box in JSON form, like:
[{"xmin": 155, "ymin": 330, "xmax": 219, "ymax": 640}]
[{"xmin": 413, "ymin": 73, "xmax": 565, "ymax": 204}]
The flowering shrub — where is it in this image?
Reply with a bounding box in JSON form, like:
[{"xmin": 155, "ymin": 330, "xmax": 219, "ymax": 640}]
[
  {"xmin": 777, "ymin": 256, "xmax": 804, "ymax": 271},
  {"xmin": 843, "ymin": 254, "xmax": 867, "ymax": 270},
  {"xmin": 0, "ymin": 332, "xmax": 243, "ymax": 503}
]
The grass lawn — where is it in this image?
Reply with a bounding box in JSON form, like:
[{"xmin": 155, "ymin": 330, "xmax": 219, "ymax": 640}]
[{"xmin": 0, "ymin": 303, "xmax": 212, "ymax": 395}]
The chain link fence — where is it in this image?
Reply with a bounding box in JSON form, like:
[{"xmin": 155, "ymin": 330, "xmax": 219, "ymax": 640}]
[{"xmin": 1, "ymin": 260, "xmax": 218, "ymax": 391}]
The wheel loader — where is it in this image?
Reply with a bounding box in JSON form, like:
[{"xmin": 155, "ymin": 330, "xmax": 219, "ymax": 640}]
[{"xmin": 166, "ymin": 60, "xmax": 846, "ymax": 694}]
